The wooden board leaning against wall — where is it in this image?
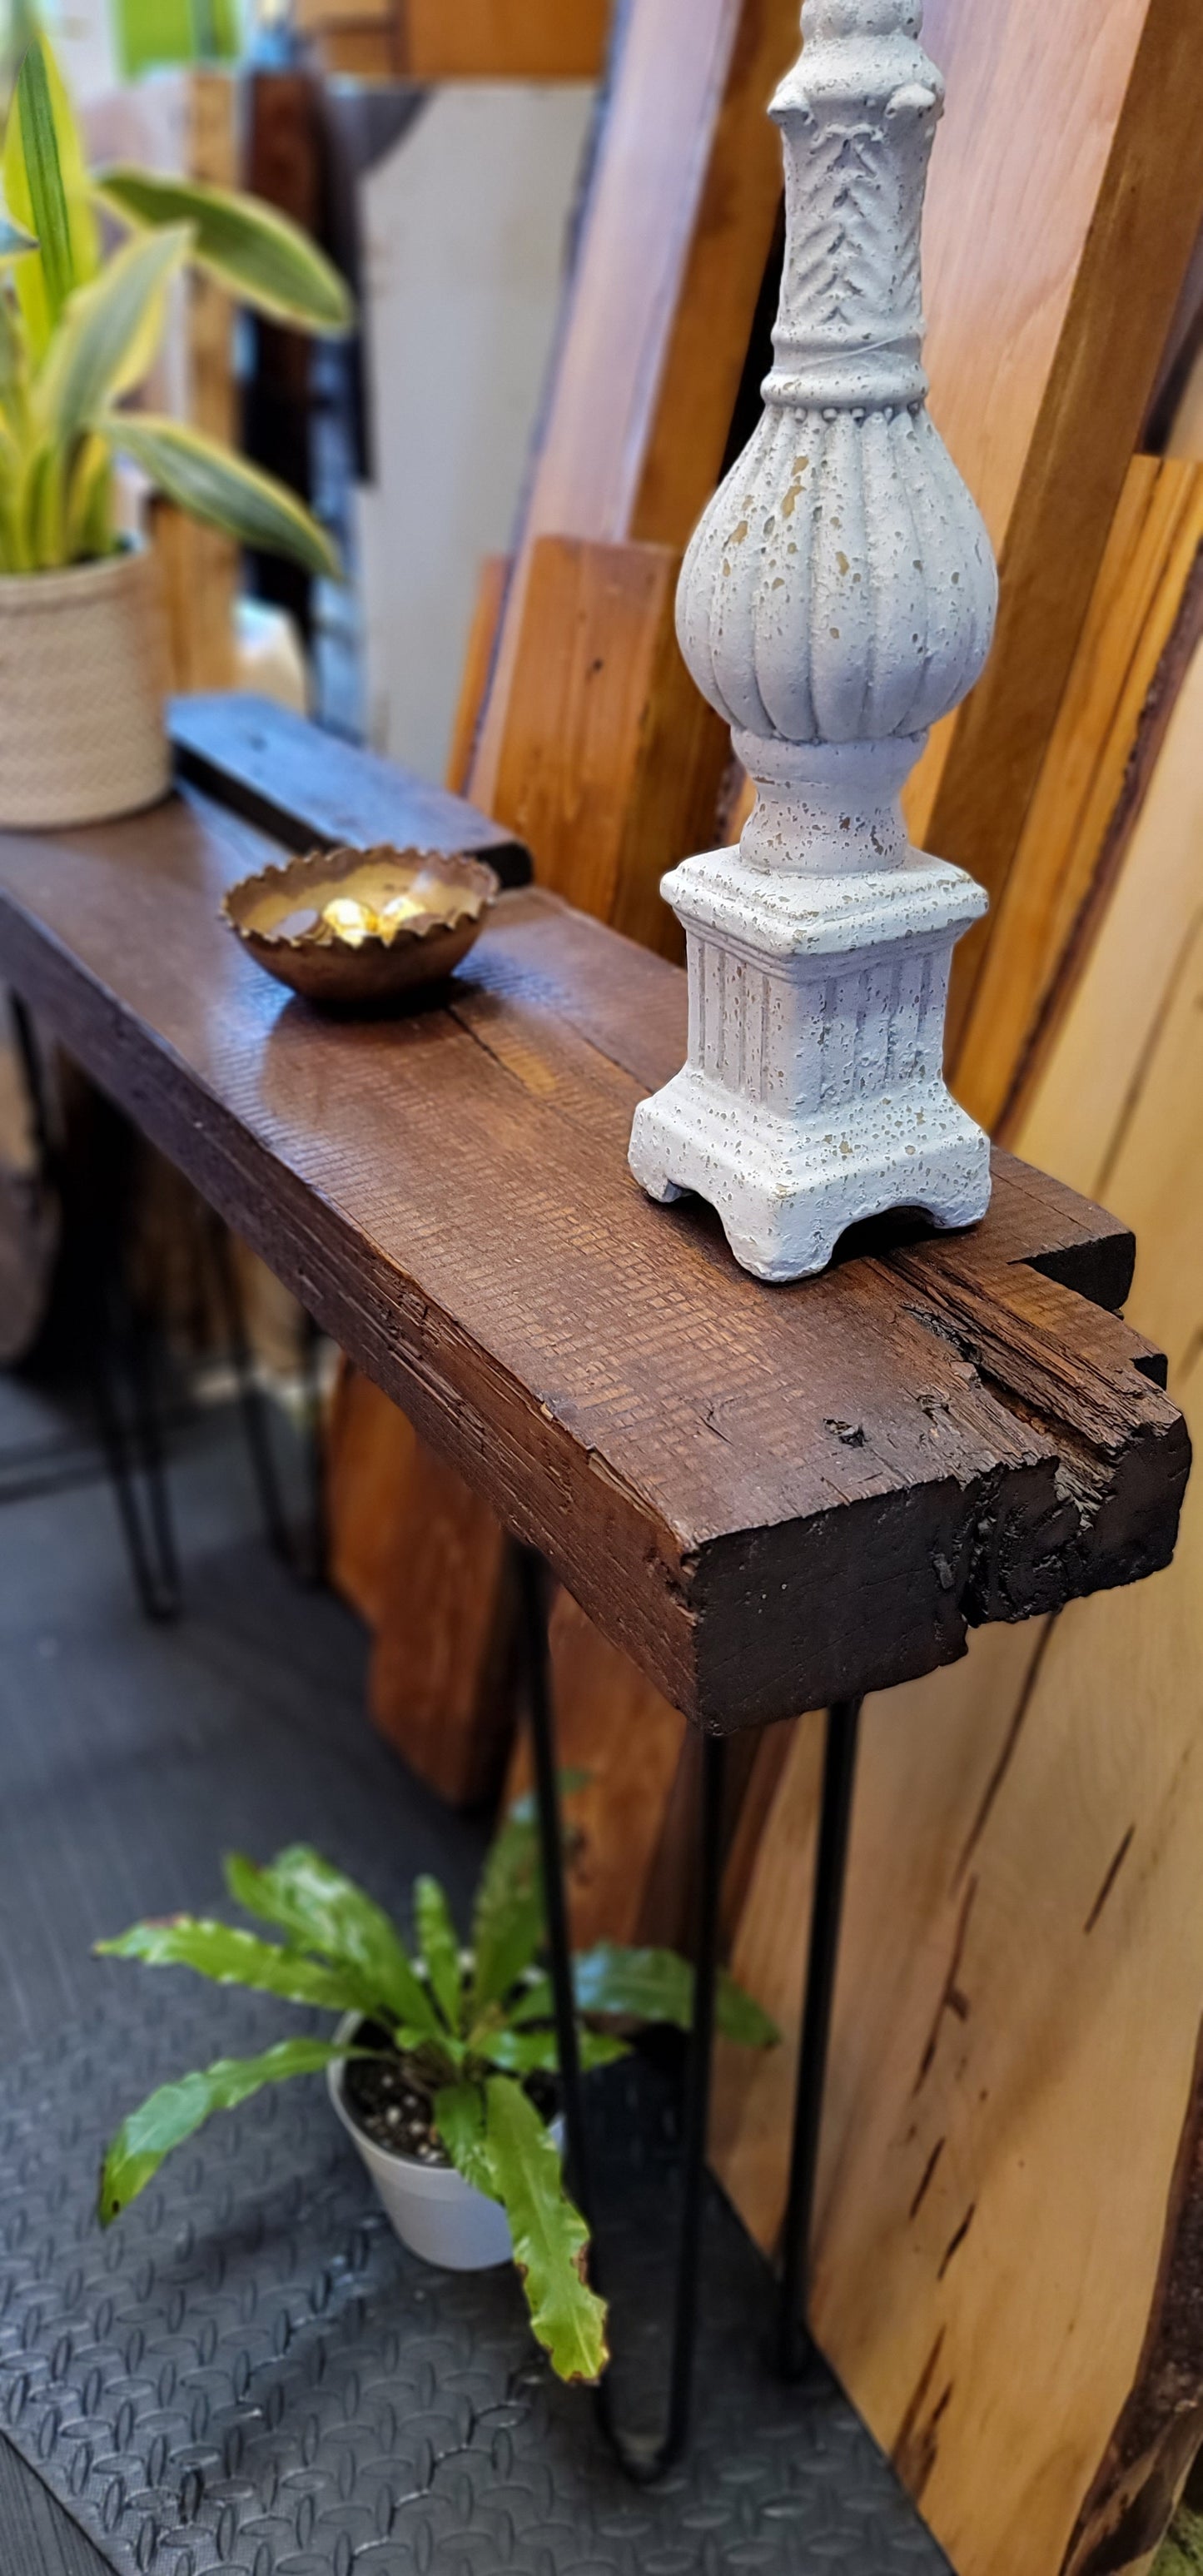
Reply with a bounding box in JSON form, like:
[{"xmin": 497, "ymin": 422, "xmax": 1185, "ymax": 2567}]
[
  {"xmin": 907, "ymin": 0, "xmax": 1203, "ymax": 1058},
  {"xmin": 295, "ymin": 0, "xmax": 612, "ymax": 83},
  {"xmin": 709, "ymin": 449, "xmax": 1203, "ymax": 2576},
  {"xmin": 153, "ymin": 70, "xmax": 238, "ymax": 694}
]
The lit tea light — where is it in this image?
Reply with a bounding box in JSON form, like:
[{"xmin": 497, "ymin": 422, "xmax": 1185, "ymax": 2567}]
[{"xmin": 321, "ymin": 896, "xmax": 375, "ymax": 947}]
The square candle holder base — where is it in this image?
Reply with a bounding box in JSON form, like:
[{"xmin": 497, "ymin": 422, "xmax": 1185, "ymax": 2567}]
[{"xmin": 629, "ymin": 1069, "xmax": 992, "ymax": 1284}]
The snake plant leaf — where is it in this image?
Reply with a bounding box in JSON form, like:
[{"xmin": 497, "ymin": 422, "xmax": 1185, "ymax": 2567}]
[
  {"xmin": 433, "ymin": 2081, "xmax": 495, "ymax": 2197},
  {"xmin": 94, "ymin": 167, "xmax": 352, "ymax": 335},
  {"xmin": 514, "ymin": 1947, "xmax": 781, "ymax": 2047},
  {"xmin": 223, "ymin": 1845, "xmax": 440, "ymax": 2034},
  {"xmin": 27, "ymin": 434, "xmax": 63, "ymax": 565},
  {"xmin": 4, "ymin": 31, "xmax": 99, "ymax": 356},
  {"xmin": 65, "ymin": 426, "xmax": 113, "ymax": 559},
  {"xmin": 485, "ymin": 2076, "xmax": 608, "ymax": 2384},
  {"xmin": 471, "ymin": 2023, "xmax": 629, "ymax": 2076},
  {"xmin": 97, "ymin": 2038, "xmax": 355, "ymax": 2225},
  {"xmin": 40, "ymin": 225, "xmax": 190, "ymax": 445},
  {"xmin": 94, "ymin": 1915, "xmax": 367, "ymax": 2013},
  {"xmin": 9, "ymin": 40, "xmax": 71, "ymax": 325},
  {"xmin": 99, "ymin": 412, "xmax": 341, "ymax": 578},
  {"xmin": 414, "ymin": 1877, "xmax": 464, "ymax": 2034},
  {"xmin": 0, "ymin": 286, "xmax": 28, "ymax": 431}
]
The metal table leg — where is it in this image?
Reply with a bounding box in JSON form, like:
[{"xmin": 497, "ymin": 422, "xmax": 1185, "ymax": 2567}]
[
  {"xmin": 518, "ymin": 1545, "xmax": 865, "ymax": 2469},
  {"xmin": 7, "ymin": 1001, "xmax": 182, "ymax": 1619},
  {"xmin": 516, "ymin": 1542, "xmax": 727, "ymax": 2480},
  {"xmin": 778, "ymin": 1695, "xmax": 863, "ymax": 2380}
]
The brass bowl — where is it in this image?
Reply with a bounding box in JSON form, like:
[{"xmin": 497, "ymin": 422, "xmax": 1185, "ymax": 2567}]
[{"xmin": 221, "ymin": 843, "xmax": 500, "ymax": 1009}]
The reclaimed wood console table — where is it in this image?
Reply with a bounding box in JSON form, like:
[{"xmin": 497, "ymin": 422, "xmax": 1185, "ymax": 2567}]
[{"xmin": 0, "ymin": 699, "xmax": 1189, "ymax": 2479}]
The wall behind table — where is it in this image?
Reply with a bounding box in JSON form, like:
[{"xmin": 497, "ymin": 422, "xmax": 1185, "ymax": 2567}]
[{"xmin": 356, "ymin": 81, "xmax": 596, "ymax": 781}]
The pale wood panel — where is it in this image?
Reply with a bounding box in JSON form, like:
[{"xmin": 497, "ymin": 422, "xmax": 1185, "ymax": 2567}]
[
  {"xmin": 445, "ymin": 554, "xmax": 510, "ymax": 798},
  {"xmin": 469, "ymin": 0, "xmax": 800, "ymax": 807},
  {"xmin": 903, "ymin": 0, "xmax": 1203, "ymax": 1058},
  {"xmin": 953, "ymin": 457, "xmax": 1203, "ymax": 1136},
  {"xmin": 716, "ymin": 639, "xmax": 1203, "ymax": 2576},
  {"xmin": 1019, "ymin": 641, "xmax": 1203, "ymax": 1201}
]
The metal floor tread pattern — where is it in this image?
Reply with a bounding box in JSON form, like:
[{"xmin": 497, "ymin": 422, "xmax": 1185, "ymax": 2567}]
[{"xmin": 0, "ymin": 1372, "xmax": 949, "ymax": 2576}]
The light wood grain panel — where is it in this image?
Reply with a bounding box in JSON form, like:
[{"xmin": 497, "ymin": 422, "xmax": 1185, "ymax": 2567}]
[
  {"xmin": 903, "ymin": 0, "xmax": 1203, "ymax": 1059},
  {"xmin": 953, "ymin": 458, "xmax": 1203, "ymax": 1136},
  {"xmin": 1019, "ymin": 640, "xmax": 1203, "ymax": 1203},
  {"xmin": 717, "ymin": 634, "xmax": 1203, "ymax": 2576}
]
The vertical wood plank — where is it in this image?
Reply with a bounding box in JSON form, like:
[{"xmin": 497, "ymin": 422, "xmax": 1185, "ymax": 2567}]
[
  {"xmin": 906, "ymin": 0, "xmax": 1203, "ymax": 1053},
  {"xmin": 469, "ymin": 0, "xmax": 801, "ymax": 807},
  {"xmin": 953, "ymin": 458, "xmax": 1203, "ymax": 1137}
]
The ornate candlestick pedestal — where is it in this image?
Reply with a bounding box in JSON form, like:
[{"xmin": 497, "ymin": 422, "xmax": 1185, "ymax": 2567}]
[{"xmin": 629, "ymin": 0, "xmax": 998, "ymax": 1283}]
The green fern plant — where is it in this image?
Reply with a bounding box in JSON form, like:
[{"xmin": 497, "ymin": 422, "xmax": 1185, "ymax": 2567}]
[
  {"xmin": 95, "ymin": 1790, "xmax": 780, "ymax": 2384},
  {"xmin": 0, "ymin": 19, "xmax": 350, "ymax": 579}
]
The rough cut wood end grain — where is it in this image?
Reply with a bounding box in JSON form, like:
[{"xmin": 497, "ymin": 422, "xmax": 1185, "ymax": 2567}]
[{"xmin": 0, "ymin": 745, "xmax": 1186, "ymax": 1735}]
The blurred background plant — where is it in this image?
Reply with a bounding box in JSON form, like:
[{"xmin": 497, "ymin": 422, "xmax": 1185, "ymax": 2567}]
[{"xmin": 0, "ymin": 4, "xmax": 350, "ymax": 578}]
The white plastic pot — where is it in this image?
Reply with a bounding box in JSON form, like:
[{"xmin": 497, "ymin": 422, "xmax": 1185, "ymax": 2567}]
[
  {"xmin": 0, "ymin": 545, "xmax": 170, "ymax": 829},
  {"xmin": 328, "ymin": 2020, "xmax": 563, "ymax": 2273}
]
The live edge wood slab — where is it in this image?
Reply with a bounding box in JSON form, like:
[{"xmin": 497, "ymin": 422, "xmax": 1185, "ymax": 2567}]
[{"xmin": 0, "ymin": 760, "xmax": 1188, "ymax": 1733}]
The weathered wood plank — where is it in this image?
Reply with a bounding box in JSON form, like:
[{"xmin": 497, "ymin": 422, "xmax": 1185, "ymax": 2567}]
[
  {"xmin": 491, "ymin": 535, "xmax": 728, "ymax": 960},
  {"xmin": 168, "ymin": 695, "xmax": 532, "ymax": 885},
  {"xmin": 0, "ymin": 793, "xmax": 1186, "ymax": 1733}
]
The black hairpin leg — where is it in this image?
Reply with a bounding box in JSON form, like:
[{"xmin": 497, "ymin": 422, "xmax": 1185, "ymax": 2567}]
[
  {"xmin": 91, "ymin": 1250, "xmax": 182, "ymax": 1625},
  {"xmin": 8, "ymin": 1003, "xmax": 181, "ymax": 1621},
  {"xmin": 778, "ymin": 1695, "xmax": 863, "ymax": 2380},
  {"xmin": 516, "ymin": 1542, "xmax": 727, "ymax": 2481}
]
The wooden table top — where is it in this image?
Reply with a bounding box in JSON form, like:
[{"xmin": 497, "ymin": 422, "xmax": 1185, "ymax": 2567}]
[{"xmin": 0, "ymin": 717, "xmax": 1188, "ymax": 1730}]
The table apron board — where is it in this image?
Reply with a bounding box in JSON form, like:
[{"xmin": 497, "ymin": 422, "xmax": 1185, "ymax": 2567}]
[{"xmin": 0, "ymin": 790, "xmax": 1188, "ymax": 1735}]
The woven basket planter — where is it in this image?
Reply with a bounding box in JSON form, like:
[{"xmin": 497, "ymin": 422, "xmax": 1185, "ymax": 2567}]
[{"xmin": 0, "ymin": 546, "xmax": 170, "ymax": 830}]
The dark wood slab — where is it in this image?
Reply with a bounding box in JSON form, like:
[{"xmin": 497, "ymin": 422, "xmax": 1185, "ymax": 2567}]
[
  {"xmin": 0, "ymin": 787, "xmax": 1187, "ymax": 1729},
  {"xmin": 168, "ymin": 694, "xmax": 533, "ymax": 887}
]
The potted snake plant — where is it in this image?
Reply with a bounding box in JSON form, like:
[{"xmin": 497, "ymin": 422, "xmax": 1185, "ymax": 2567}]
[
  {"xmin": 95, "ymin": 1793, "xmax": 779, "ymax": 2384},
  {"xmin": 0, "ymin": 19, "xmax": 350, "ymax": 829}
]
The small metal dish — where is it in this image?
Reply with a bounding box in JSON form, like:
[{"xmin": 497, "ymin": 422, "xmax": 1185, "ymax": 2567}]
[{"xmin": 221, "ymin": 843, "xmax": 500, "ymax": 1009}]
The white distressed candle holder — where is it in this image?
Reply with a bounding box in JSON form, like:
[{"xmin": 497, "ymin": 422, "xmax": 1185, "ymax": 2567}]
[{"xmin": 629, "ymin": 0, "xmax": 998, "ymax": 1284}]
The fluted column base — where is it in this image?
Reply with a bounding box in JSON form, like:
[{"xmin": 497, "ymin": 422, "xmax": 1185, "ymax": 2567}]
[{"xmin": 628, "ymin": 844, "xmax": 992, "ymax": 1284}]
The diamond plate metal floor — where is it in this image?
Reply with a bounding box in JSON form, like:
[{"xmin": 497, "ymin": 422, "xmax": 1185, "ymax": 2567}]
[{"xmin": 0, "ymin": 1374, "xmax": 952, "ymax": 2576}]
